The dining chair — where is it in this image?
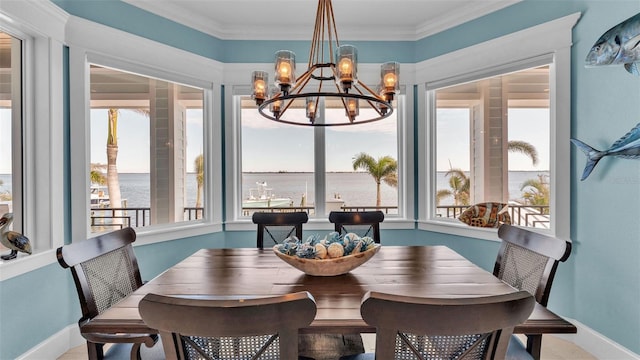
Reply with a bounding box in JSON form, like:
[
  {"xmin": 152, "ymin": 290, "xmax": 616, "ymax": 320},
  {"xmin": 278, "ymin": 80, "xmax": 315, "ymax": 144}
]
[
  {"xmin": 494, "ymin": 224, "xmax": 572, "ymax": 360},
  {"xmin": 252, "ymin": 211, "xmax": 308, "ymax": 249},
  {"xmin": 328, "ymin": 211, "xmax": 384, "ymax": 243},
  {"xmin": 56, "ymin": 227, "xmax": 163, "ymax": 360},
  {"xmin": 341, "ymin": 290, "xmax": 535, "ymax": 360},
  {"xmin": 138, "ymin": 291, "xmax": 317, "ymax": 360},
  {"xmin": 252, "ymin": 210, "xmax": 365, "ymax": 359}
]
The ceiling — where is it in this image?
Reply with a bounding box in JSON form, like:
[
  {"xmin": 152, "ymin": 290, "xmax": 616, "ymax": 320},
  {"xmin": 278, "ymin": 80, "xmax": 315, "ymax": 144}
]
[{"xmin": 122, "ymin": 0, "xmax": 520, "ymax": 41}]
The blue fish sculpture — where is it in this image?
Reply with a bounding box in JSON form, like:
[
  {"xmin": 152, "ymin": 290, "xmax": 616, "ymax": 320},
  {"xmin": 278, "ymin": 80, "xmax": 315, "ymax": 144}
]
[
  {"xmin": 585, "ymin": 12, "xmax": 640, "ymax": 76},
  {"xmin": 571, "ymin": 123, "xmax": 640, "ymax": 181}
]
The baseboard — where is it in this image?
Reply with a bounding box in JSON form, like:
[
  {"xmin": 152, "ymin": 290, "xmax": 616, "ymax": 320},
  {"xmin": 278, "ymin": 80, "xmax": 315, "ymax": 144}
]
[
  {"xmin": 18, "ymin": 324, "xmax": 85, "ymax": 360},
  {"xmin": 555, "ymin": 318, "xmax": 639, "ymax": 360}
]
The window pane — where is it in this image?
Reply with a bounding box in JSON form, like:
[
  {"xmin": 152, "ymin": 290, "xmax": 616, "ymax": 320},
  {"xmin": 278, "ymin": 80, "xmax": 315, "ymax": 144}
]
[
  {"xmin": 325, "ymin": 99, "xmax": 399, "ymax": 215},
  {"xmin": 89, "ymin": 65, "xmax": 204, "ymax": 232},
  {"xmin": 0, "ymin": 31, "xmax": 22, "ymax": 236},
  {"xmin": 240, "ymin": 96, "xmax": 314, "ymax": 217},
  {"xmin": 433, "ymin": 65, "xmax": 550, "ymax": 229}
]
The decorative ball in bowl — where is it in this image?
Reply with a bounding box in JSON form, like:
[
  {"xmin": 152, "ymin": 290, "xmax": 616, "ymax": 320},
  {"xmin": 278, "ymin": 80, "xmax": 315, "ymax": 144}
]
[{"xmin": 272, "ymin": 232, "xmax": 381, "ymax": 276}]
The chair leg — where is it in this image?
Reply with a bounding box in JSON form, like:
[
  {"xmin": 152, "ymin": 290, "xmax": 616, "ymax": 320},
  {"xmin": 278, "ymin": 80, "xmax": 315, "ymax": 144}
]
[
  {"xmin": 130, "ymin": 342, "xmax": 142, "ymax": 360},
  {"xmin": 526, "ymin": 334, "xmax": 543, "ymax": 360},
  {"xmin": 86, "ymin": 341, "xmax": 104, "ymax": 360}
]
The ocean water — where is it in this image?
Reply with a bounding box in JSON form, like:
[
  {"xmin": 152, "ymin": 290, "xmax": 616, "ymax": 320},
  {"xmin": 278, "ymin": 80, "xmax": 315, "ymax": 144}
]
[{"xmin": 0, "ymin": 171, "xmax": 548, "ymax": 208}]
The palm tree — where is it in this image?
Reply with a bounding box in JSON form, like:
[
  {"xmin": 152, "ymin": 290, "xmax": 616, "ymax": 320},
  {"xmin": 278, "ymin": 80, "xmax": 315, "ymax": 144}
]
[
  {"xmin": 436, "ymin": 168, "xmax": 470, "ymax": 206},
  {"xmin": 90, "ymin": 163, "xmax": 107, "ymax": 185},
  {"xmin": 352, "ymin": 153, "xmax": 397, "ymax": 207},
  {"xmin": 520, "ymin": 174, "xmax": 549, "ymax": 213},
  {"xmin": 436, "ymin": 140, "xmax": 539, "ymax": 206},
  {"xmin": 0, "ymin": 179, "xmax": 10, "ymax": 201},
  {"xmin": 194, "ymin": 154, "xmax": 204, "ymax": 210},
  {"xmin": 106, "ymin": 109, "xmax": 123, "ymax": 210},
  {"xmin": 508, "ymin": 140, "xmax": 539, "ymax": 166}
]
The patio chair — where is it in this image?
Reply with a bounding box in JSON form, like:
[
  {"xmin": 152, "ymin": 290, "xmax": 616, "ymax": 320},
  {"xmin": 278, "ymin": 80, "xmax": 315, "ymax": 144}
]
[
  {"xmin": 252, "ymin": 211, "xmax": 308, "ymax": 249},
  {"xmin": 328, "ymin": 211, "xmax": 384, "ymax": 243},
  {"xmin": 56, "ymin": 227, "xmax": 163, "ymax": 360},
  {"xmin": 138, "ymin": 291, "xmax": 317, "ymax": 360},
  {"xmin": 495, "ymin": 224, "xmax": 572, "ymax": 359},
  {"xmin": 341, "ymin": 290, "xmax": 535, "ymax": 360}
]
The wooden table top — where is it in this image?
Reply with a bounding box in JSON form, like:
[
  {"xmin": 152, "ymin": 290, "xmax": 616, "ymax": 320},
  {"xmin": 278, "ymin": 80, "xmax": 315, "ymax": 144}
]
[{"xmin": 81, "ymin": 246, "xmax": 576, "ymax": 335}]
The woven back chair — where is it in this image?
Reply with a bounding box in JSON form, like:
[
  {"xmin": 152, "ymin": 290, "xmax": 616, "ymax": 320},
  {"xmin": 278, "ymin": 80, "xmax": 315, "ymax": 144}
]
[
  {"xmin": 139, "ymin": 291, "xmax": 317, "ymax": 360},
  {"xmin": 495, "ymin": 224, "xmax": 571, "ymax": 305},
  {"xmin": 252, "ymin": 211, "xmax": 308, "ymax": 249},
  {"xmin": 328, "ymin": 211, "xmax": 384, "ymax": 243},
  {"xmin": 355, "ymin": 290, "xmax": 535, "ymax": 360},
  {"xmin": 494, "ymin": 224, "xmax": 572, "ymax": 359},
  {"xmin": 57, "ymin": 227, "xmax": 161, "ymax": 360}
]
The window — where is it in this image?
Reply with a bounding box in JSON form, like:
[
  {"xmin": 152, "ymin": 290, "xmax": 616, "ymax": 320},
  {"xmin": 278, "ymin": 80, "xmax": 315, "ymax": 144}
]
[
  {"xmin": 418, "ymin": 14, "xmax": 577, "ymax": 240},
  {"xmin": 0, "ymin": 1, "xmax": 64, "ymax": 273},
  {"xmin": 68, "ymin": 18, "xmax": 222, "ymax": 243},
  {"xmin": 234, "ymin": 87, "xmax": 404, "ymax": 220},
  {"xmin": 431, "ymin": 65, "xmax": 551, "ymax": 229},
  {"xmin": 0, "ymin": 31, "xmax": 22, "ymax": 237},
  {"xmin": 88, "ymin": 65, "xmax": 205, "ymax": 233}
]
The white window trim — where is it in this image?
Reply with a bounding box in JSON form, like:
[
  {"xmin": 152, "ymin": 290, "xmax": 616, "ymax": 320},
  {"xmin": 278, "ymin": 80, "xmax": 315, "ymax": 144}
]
[
  {"xmin": 0, "ymin": 1, "xmax": 66, "ymax": 280},
  {"xmin": 223, "ymin": 63, "xmax": 415, "ymax": 231},
  {"xmin": 416, "ymin": 12, "xmax": 581, "ymax": 241},
  {"xmin": 67, "ymin": 16, "xmax": 224, "ymax": 245}
]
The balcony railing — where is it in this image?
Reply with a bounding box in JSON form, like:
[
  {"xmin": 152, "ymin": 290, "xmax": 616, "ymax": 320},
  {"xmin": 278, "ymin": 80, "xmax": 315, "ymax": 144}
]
[
  {"xmin": 90, "ymin": 203, "xmax": 548, "ymax": 231},
  {"xmin": 436, "ymin": 204, "xmax": 549, "ymax": 228}
]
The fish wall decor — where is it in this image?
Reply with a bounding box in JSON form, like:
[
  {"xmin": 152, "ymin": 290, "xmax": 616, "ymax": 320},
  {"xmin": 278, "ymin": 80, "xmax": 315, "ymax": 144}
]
[
  {"xmin": 585, "ymin": 12, "xmax": 640, "ymax": 76},
  {"xmin": 571, "ymin": 122, "xmax": 640, "ymax": 181}
]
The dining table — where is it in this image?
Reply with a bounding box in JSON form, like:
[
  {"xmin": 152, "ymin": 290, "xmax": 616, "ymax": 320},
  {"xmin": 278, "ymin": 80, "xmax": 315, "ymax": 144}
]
[{"xmin": 82, "ymin": 246, "xmax": 576, "ymax": 352}]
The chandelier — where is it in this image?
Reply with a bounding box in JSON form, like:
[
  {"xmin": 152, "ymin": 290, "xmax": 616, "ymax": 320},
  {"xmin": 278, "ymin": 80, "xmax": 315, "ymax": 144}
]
[{"xmin": 251, "ymin": 0, "xmax": 400, "ymax": 127}]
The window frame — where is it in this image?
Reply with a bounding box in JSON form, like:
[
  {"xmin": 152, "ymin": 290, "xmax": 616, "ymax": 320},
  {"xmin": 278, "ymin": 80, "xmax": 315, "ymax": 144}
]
[
  {"xmin": 224, "ymin": 64, "xmax": 414, "ymax": 231},
  {"xmin": 68, "ymin": 16, "xmax": 223, "ymax": 245},
  {"xmin": 417, "ymin": 13, "xmax": 580, "ymax": 241},
  {"xmin": 0, "ymin": 1, "xmax": 65, "ymax": 279}
]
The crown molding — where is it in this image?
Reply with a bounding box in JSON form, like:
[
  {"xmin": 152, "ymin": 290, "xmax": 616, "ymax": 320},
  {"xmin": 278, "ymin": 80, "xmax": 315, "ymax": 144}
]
[{"xmin": 122, "ymin": 0, "xmax": 522, "ymax": 41}]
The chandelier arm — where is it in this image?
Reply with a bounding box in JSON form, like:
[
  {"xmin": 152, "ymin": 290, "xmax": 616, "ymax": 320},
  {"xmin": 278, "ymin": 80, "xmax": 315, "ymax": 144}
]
[
  {"xmin": 292, "ymin": 72, "xmax": 315, "ymax": 95},
  {"xmin": 289, "ymin": 66, "xmax": 315, "ymax": 94},
  {"xmin": 258, "ymin": 92, "xmax": 393, "ymax": 127},
  {"xmin": 276, "ymin": 96, "xmax": 298, "ymax": 119},
  {"xmin": 353, "ymin": 85, "xmax": 386, "ymax": 117},
  {"xmin": 327, "ymin": 0, "xmax": 339, "ymax": 47},
  {"xmin": 310, "ymin": 0, "xmax": 323, "ymax": 68}
]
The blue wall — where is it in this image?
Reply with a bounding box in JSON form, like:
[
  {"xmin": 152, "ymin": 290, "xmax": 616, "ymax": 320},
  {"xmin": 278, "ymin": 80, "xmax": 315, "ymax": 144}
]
[{"xmin": 1, "ymin": 0, "xmax": 639, "ymax": 358}]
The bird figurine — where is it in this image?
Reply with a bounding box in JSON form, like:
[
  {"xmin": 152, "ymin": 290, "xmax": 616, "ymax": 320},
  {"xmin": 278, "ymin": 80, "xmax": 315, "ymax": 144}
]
[{"xmin": 0, "ymin": 213, "xmax": 32, "ymax": 260}]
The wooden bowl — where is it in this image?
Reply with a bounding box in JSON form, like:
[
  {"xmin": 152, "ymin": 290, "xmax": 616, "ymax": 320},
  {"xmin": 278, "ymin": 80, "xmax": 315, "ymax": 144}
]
[{"xmin": 273, "ymin": 244, "xmax": 381, "ymax": 276}]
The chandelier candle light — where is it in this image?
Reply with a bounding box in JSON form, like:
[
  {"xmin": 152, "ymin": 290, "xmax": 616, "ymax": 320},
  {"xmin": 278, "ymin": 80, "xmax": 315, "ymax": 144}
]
[{"xmin": 251, "ymin": 0, "xmax": 399, "ymax": 126}]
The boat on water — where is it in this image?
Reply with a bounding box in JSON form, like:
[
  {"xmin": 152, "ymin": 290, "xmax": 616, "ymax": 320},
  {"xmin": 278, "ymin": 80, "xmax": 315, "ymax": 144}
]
[
  {"xmin": 243, "ymin": 181, "xmax": 292, "ymax": 208},
  {"xmin": 90, "ymin": 185, "xmax": 110, "ymax": 208}
]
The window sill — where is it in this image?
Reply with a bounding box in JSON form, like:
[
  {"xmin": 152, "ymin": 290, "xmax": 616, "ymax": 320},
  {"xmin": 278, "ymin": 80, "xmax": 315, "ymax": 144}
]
[
  {"xmin": 0, "ymin": 249, "xmax": 57, "ymax": 281},
  {"xmin": 418, "ymin": 218, "xmax": 500, "ymax": 242},
  {"xmin": 132, "ymin": 221, "xmax": 223, "ymax": 246}
]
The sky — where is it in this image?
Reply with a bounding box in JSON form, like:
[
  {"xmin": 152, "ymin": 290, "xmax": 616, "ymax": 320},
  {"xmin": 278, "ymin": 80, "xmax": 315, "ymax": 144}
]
[
  {"xmin": 1, "ymin": 104, "xmax": 549, "ymax": 176},
  {"xmin": 437, "ymin": 108, "xmax": 550, "ymax": 172},
  {"xmin": 90, "ymin": 109, "xmax": 203, "ymax": 173},
  {"xmin": 241, "ymin": 106, "xmax": 399, "ymax": 172}
]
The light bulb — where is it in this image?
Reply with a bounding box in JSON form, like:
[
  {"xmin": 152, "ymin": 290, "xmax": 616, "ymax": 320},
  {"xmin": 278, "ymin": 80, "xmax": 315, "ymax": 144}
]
[
  {"xmin": 278, "ymin": 62, "xmax": 291, "ymax": 83},
  {"xmin": 254, "ymin": 79, "xmax": 266, "ymax": 97},
  {"xmin": 383, "ymin": 73, "xmax": 397, "ymax": 89},
  {"xmin": 339, "ymin": 58, "xmax": 353, "ymax": 79}
]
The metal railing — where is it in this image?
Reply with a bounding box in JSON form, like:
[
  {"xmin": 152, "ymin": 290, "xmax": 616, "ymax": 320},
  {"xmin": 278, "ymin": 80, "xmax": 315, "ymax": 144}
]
[
  {"xmin": 436, "ymin": 204, "xmax": 549, "ymax": 228},
  {"xmin": 90, "ymin": 204, "xmax": 548, "ymax": 229},
  {"xmin": 90, "ymin": 207, "xmax": 203, "ymax": 231}
]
